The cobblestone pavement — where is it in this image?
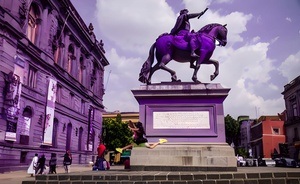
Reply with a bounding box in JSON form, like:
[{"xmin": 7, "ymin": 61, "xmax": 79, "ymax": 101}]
[{"xmin": 0, "ymin": 165, "xmax": 299, "ymax": 184}]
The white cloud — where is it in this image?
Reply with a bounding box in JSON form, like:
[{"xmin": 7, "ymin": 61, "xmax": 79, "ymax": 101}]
[
  {"xmin": 95, "ymin": 0, "xmax": 175, "ymax": 55},
  {"xmin": 215, "ymin": 0, "xmax": 234, "ymax": 3},
  {"xmin": 252, "ymin": 36, "xmax": 260, "ymax": 43},
  {"xmin": 270, "ymin": 36, "xmax": 279, "ymax": 44},
  {"xmin": 212, "ymin": 40, "xmax": 285, "ymax": 119},
  {"xmin": 93, "ymin": 0, "xmax": 286, "ymax": 119},
  {"xmin": 103, "ymin": 48, "xmax": 141, "ymax": 111},
  {"xmin": 278, "ymin": 50, "xmax": 300, "ymax": 82},
  {"xmin": 286, "ymin": 17, "xmax": 292, "ymax": 22}
]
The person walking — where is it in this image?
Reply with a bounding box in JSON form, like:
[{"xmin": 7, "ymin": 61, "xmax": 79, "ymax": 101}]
[
  {"xmin": 63, "ymin": 150, "xmax": 72, "ymax": 173},
  {"xmin": 27, "ymin": 153, "xmax": 38, "ymax": 177},
  {"xmin": 36, "ymin": 155, "xmax": 46, "ymax": 175},
  {"xmin": 48, "ymin": 153, "xmax": 57, "ymax": 174}
]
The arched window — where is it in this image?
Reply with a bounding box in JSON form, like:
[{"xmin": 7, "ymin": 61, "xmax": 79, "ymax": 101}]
[
  {"xmin": 19, "ymin": 106, "xmax": 34, "ymax": 145},
  {"xmin": 66, "ymin": 123, "xmax": 72, "ymax": 151},
  {"xmin": 79, "ymin": 54, "xmax": 84, "ymax": 83},
  {"xmin": 54, "ymin": 40, "xmax": 63, "ymax": 64},
  {"xmin": 22, "ymin": 106, "xmax": 34, "ymax": 118},
  {"xmin": 26, "ymin": 3, "xmax": 41, "ymax": 44}
]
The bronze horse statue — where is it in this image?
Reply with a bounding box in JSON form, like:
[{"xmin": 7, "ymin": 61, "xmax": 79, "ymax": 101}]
[{"xmin": 139, "ymin": 23, "xmax": 228, "ymax": 84}]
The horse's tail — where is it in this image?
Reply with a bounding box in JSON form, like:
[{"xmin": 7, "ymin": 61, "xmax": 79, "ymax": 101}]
[{"xmin": 138, "ymin": 43, "xmax": 156, "ymax": 83}]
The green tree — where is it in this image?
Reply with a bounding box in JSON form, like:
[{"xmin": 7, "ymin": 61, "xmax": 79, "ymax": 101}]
[
  {"xmin": 224, "ymin": 114, "xmax": 239, "ymax": 147},
  {"xmin": 102, "ymin": 115, "xmax": 133, "ymax": 151},
  {"xmin": 236, "ymin": 147, "xmax": 248, "ymax": 158}
]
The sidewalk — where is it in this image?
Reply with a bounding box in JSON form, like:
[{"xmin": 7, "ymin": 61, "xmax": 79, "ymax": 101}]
[
  {"xmin": 0, "ymin": 164, "xmax": 299, "ymax": 184},
  {"xmin": 0, "ymin": 164, "xmax": 100, "ymax": 184}
]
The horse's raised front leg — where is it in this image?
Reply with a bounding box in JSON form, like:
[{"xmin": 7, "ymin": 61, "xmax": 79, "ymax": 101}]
[
  {"xmin": 200, "ymin": 59, "xmax": 219, "ymax": 81},
  {"xmin": 208, "ymin": 59, "xmax": 219, "ymax": 81}
]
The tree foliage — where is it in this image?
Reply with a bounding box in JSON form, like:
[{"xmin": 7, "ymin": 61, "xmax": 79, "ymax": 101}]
[
  {"xmin": 102, "ymin": 115, "xmax": 133, "ymax": 151},
  {"xmin": 224, "ymin": 114, "xmax": 239, "ymax": 147}
]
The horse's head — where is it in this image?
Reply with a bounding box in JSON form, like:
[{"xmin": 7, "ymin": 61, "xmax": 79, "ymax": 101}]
[
  {"xmin": 198, "ymin": 23, "xmax": 228, "ymax": 46},
  {"xmin": 216, "ymin": 24, "xmax": 227, "ymax": 46}
]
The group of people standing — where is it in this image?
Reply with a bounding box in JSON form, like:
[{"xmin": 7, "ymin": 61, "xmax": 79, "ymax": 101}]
[{"xmin": 27, "ymin": 150, "xmax": 72, "ymax": 176}]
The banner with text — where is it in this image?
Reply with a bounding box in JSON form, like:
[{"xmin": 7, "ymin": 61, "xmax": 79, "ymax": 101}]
[{"xmin": 43, "ymin": 78, "xmax": 57, "ymax": 145}]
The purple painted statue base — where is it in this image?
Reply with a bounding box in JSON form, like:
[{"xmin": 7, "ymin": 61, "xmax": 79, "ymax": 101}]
[{"xmin": 130, "ymin": 82, "xmax": 236, "ymax": 171}]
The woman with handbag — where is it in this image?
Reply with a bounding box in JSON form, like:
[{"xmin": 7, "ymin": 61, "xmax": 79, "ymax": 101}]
[{"xmin": 63, "ymin": 150, "xmax": 72, "ymax": 173}]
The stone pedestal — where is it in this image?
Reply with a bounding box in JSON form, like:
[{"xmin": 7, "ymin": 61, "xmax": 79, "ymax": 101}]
[
  {"xmin": 130, "ymin": 144, "xmax": 237, "ymax": 171},
  {"xmin": 131, "ymin": 82, "xmax": 236, "ymax": 171}
]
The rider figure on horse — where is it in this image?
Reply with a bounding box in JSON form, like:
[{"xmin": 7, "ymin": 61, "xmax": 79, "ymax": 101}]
[{"xmin": 170, "ymin": 8, "xmax": 208, "ymax": 58}]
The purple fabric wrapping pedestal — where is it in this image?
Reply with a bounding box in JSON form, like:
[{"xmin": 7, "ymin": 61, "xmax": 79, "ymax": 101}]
[{"xmin": 131, "ymin": 82, "xmax": 230, "ymax": 143}]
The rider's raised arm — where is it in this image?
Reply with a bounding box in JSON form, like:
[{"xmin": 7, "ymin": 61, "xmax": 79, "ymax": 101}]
[{"xmin": 187, "ymin": 8, "xmax": 208, "ymax": 19}]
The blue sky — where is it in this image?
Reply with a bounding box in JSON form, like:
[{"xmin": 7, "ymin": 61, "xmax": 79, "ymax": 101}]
[{"xmin": 71, "ymin": 0, "xmax": 300, "ymax": 119}]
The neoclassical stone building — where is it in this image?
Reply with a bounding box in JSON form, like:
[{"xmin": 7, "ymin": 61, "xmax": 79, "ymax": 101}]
[
  {"xmin": 0, "ymin": 0, "xmax": 109, "ymax": 171},
  {"xmin": 282, "ymin": 75, "xmax": 300, "ymax": 161}
]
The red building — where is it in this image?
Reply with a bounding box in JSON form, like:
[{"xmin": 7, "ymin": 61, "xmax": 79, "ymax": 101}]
[{"xmin": 250, "ymin": 116, "xmax": 286, "ymax": 158}]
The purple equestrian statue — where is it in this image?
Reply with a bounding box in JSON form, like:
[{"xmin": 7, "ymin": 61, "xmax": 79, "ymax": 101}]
[{"xmin": 139, "ymin": 8, "xmax": 228, "ymax": 84}]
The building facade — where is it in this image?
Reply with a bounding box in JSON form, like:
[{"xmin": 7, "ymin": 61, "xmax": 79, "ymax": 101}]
[
  {"xmin": 237, "ymin": 116, "xmax": 255, "ymax": 157},
  {"xmin": 282, "ymin": 75, "xmax": 300, "ymax": 161},
  {"xmin": 0, "ymin": 0, "xmax": 109, "ymax": 171},
  {"xmin": 103, "ymin": 111, "xmax": 139, "ymax": 123},
  {"xmin": 250, "ymin": 116, "xmax": 285, "ymax": 159}
]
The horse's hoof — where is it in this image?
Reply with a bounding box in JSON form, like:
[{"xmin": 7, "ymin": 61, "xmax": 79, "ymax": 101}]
[
  {"xmin": 172, "ymin": 79, "xmax": 181, "ymax": 82},
  {"xmin": 192, "ymin": 78, "xmax": 201, "ymax": 83},
  {"xmin": 171, "ymin": 79, "xmax": 181, "ymax": 83},
  {"xmin": 190, "ymin": 64, "xmax": 196, "ymax": 69}
]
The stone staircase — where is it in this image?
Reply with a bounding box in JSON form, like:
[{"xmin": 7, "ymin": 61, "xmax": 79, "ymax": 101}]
[{"xmin": 22, "ymin": 171, "xmax": 300, "ymax": 184}]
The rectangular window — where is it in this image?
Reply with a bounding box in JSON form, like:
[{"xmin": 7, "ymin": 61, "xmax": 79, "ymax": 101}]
[
  {"xmin": 273, "ymin": 128, "xmax": 279, "ymax": 135},
  {"xmin": 27, "ymin": 66, "xmax": 37, "ymax": 88},
  {"xmin": 81, "ymin": 100, "xmax": 85, "ymax": 115},
  {"xmin": 292, "ymin": 103, "xmax": 298, "ymax": 117},
  {"xmin": 56, "ymin": 85, "xmax": 61, "ymax": 103},
  {"xmin": 20, "ymin": 151, "xmax": 27, "ymax": 163},
  {"xmin": 19, "ymin": 135, "xmax": 29, "ymax": 145},
  {"xmin": 70, "ymin": 92, "xmax": 74, "ymax": 109}
]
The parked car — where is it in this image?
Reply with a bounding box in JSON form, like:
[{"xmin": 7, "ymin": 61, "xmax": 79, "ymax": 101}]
[
  {"xmin": 237, "ymin": 156, "xmax": 246, "ymax": 166},
  {"xmin": 274, "ymin": 157, "xmax": 297, "ymax": 168}
]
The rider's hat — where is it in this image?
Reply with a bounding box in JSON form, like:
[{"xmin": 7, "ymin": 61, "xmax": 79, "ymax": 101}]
[{"xmin": 180, "ymin": 9, "xmax": 188, "ymax": 15}]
